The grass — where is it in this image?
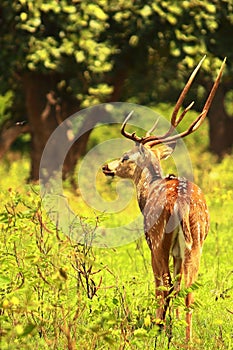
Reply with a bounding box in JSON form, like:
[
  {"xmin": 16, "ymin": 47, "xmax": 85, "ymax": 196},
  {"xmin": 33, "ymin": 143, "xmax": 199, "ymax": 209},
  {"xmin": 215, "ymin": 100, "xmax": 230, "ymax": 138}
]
[{"xmin": 0, "ymin": 104, "xmax": 233, "ymax": 349}]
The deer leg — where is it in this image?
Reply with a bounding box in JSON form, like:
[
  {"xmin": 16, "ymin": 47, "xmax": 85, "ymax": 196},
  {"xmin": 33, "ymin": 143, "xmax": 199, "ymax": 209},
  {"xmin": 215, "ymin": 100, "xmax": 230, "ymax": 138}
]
[
  {"xmin": 155, "ymin": 273, "xmax": 171, "ymax": 321},
  {"xmin": 171, "ymin": 226, "xmax": 184, "ymax": 319},
  {"xmin": 151, "ymin": 252, "xmax": 171, "ymax": 327},
  {"xmin": 185, "ymin": 290, "xmax": 194, "ymax": 341},
  {"xmin": 173, "ymin": 253, "xmax": 183, "ymax": 292},
  {"xmin": 161, "ymin": 255, "xmax": 183, "ymax": 347},
  {"xmin": 184, "ymin": 247, "xmax": 202, "ymax": 342},
  {"xmin": 173, "ymin": 256, "xmax": 183, "ymax": 319},
  {"xmin": 153, "ymin": 269, "xmax": 172, "ymax": 350}
]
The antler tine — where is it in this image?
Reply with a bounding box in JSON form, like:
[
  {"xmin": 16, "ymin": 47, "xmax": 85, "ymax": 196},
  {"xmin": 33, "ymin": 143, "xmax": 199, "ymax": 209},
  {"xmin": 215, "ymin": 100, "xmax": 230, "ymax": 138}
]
[
  {"xmin": 146, "ymin": 57, "xmax": 226, "ymax": 147},
  {"xmin": 171, "ymin": 56, "xmax": 206, "ymax": 125},
  {"xmin": 173, "ymin": 101, "xmax": 195, "ymax": 127},
  {"xmin": 202, "ymin": 57, "xmax": 226, "ymax": 117},
  {"xmin": 155, "ymin": 101, "xmax": 195, "ymax": 142},
  {"xmin": 158, "ymin": 56, "xmax": 206, "ymax": 140},
  {"xmin": 121, "ymin": 110, "xmax": 143, "ymax": 142},
  {"xmin": 145, "ymin": 117, "xmax": 160, "ymax": 137}
]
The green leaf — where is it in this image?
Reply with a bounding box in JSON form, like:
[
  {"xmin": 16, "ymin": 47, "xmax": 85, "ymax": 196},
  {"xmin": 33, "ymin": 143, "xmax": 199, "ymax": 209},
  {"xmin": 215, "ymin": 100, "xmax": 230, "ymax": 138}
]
[
  {"xmin": 86, "ymin": 4, "xmax": 108, "ymax": 21},
  {"xmin": 139, "ymin": 5, "xmax": 152, "ymax": 18},
  {"xmin": 206, "ymin": 3, "xmax": 216, "ymax": 14},
  {"xmin": 112, "ymin": 297, "xmax": 118, "ymax": 305},
  {"xmin": 88, "ymin": 84, "xmax": 113, "ymax": 96},
  {"xmin": 0, "ymin": 275, "xmax": 11, "ymax": 285},
  {"xmin": 75, "ymin": 51, "xmax": 85, "ymax": 63},
  {"xmin": 134, "ymin": 328, "xmax": 148, "ymax": 337},
  {"xmin": 62, "ymin": 5, "xmax": 76, "ymax": 14},
  {"xmin": 20, "ymin": 323, "xmax": 36, "ymax": 337}
]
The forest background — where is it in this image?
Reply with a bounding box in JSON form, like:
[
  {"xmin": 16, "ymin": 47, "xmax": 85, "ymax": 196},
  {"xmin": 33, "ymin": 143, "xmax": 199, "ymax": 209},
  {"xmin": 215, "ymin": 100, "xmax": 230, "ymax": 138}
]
[{"xmin": 0, "ymin": 1, "xmax": 233, "ymax": 349}]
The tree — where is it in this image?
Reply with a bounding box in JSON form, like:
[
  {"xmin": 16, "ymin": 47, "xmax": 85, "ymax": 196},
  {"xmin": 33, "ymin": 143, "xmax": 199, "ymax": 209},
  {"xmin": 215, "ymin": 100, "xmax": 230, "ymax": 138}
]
[
  {"xmin": 0, "ymin": 0, "xmax": 116, "ymax": 182},
  {"xmin": 0, "ymin": 0, "xmax": 232, "ymax": 182}
]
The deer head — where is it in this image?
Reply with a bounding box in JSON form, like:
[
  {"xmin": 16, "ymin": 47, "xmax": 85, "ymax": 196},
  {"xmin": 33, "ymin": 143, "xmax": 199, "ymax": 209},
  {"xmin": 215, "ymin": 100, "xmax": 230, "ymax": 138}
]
[{"xmin": 102, "ymin": 140, "xmax": 173, "ymax": 182}]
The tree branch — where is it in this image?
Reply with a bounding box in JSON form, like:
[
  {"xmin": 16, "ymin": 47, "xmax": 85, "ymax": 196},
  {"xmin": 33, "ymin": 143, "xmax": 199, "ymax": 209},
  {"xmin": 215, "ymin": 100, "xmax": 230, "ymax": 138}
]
[{"xmin": 0, "ymin": 122, "xmax": 30, "ymax": 158}]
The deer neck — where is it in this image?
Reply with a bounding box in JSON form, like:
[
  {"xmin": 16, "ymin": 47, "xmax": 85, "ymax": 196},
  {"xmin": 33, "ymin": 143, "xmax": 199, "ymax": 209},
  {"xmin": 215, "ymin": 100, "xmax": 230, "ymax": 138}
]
[{"xmin": 133, "ymin": 160, "xmax": 162, "ymax": 211}]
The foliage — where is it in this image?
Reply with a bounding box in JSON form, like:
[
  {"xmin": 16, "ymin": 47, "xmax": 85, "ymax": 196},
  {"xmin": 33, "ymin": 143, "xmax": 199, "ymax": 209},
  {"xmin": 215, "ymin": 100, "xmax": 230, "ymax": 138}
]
[
  {"xmin": 0, "ymin": 0, "xmax": 114, "ymax": 108},
  {"xmin": 0, "ymin": 0, "xmax": 232, "ymax": 107},
  {"xmin": 0, "ymin": 92, "xmax": 13, "ymax": 125}
]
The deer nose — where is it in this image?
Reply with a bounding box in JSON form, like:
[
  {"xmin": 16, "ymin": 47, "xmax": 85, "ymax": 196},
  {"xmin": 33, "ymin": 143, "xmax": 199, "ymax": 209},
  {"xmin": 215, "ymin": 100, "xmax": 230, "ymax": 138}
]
[
  {"xmin": 102, "ymin": 164, "xmax": 115, "ymax": 177},
  {"xmin": 102, "ymin": 164, "xmax": 109, "ymax": 172}
]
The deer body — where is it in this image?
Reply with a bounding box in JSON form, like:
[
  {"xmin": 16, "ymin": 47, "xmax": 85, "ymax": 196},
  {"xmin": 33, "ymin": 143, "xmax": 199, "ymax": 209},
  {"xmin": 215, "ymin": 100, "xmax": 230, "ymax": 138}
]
[
  {"xmin": 103, "ymin": 144, "xmax": 209, "ymax": 340},
  {"xmin": 102, "ymin": 57, "xmax": 225, "ymax": 342}
]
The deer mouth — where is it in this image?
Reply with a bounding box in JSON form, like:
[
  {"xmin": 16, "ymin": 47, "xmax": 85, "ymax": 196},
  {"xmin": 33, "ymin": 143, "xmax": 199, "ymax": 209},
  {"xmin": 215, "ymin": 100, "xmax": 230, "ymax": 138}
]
[{"xmin": 102, "ymin": 164, "xmax": 115, "ymax": 177}]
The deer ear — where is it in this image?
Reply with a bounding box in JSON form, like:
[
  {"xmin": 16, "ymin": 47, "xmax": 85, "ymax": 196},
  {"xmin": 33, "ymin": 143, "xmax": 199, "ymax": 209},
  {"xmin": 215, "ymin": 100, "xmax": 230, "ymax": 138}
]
[
  {"xmin": 152, "ymin": 142, "xmax": 176, "ymax": 160},
  {"xmin": 159, "ymin": 145, "xmax": 173, "ymax": 160}
]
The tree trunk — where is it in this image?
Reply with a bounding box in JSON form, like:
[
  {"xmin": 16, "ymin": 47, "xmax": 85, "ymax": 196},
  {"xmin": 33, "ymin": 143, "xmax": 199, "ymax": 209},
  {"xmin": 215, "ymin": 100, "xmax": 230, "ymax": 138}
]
[
  {"xmin": 23, "ymin": 73, "xmax": 59, "ymax": 180},
  {"xmin": 22, "ymin": 73, "xmax": 79, "ymax": 181},
  {"xmin": 22, "ymin": 73, "xmax": 114, "ymax": 184},
  {"xmin": 208, "ymin": 85, "xmax": 233, "ymax": 156}
]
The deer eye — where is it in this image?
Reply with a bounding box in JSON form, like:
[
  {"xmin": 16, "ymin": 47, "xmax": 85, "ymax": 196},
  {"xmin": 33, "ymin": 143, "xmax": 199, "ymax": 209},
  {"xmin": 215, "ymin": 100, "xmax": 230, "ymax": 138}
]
[{"xmin": 121, "ymin": 155, "xmax": 129, "ymax": 163}]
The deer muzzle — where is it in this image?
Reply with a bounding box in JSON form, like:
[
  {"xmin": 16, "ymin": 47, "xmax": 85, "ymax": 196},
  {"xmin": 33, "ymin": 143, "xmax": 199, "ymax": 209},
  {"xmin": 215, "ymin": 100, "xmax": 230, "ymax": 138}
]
[{"xmin": 102, "ymin": 164, "xmax": 115, "ymax": 177}]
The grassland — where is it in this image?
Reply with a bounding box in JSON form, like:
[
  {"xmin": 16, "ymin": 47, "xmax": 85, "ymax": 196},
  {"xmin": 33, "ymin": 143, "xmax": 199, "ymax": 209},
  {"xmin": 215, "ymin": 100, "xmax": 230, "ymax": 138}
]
[{"xmin": 0, "ymin": 104, "xmax": 233, "ymax": 349}]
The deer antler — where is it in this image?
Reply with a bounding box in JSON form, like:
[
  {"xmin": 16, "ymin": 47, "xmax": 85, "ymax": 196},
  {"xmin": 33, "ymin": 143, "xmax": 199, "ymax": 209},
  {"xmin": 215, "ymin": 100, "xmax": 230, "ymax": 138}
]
[
  {"xmin": 146, "ymin": 117, "xmax": 160, "ymax": 137},
  {"xmin": 121, "ymin": 110, "xmax": 144, "ymax": 142},
  {"xmin": 145, "ymin": 57, "xmax": 226, "ymax": 147},
  {"xmin": 121, "ymin": 57, "xmax": 226, "ymax": 147}
]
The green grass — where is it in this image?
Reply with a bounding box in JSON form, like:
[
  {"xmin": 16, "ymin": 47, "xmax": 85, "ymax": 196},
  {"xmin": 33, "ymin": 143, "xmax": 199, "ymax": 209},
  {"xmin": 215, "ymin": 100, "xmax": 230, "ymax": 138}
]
[{"xmin": 0, "ymin": 104, "xmax": 233, "ymax": 349}]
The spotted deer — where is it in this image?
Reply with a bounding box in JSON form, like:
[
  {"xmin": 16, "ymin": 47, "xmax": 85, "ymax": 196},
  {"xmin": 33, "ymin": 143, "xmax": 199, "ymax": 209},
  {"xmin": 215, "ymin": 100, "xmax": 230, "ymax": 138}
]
[{"xmin": 102, "ymin": 57, "xmax": 225, "ymax": 342}]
